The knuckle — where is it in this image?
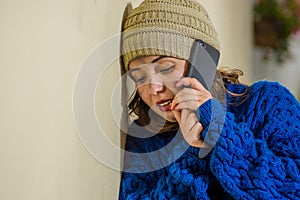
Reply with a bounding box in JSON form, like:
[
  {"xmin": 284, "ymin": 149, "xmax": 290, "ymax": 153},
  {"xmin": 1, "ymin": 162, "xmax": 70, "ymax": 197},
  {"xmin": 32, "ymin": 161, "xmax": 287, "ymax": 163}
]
[{"xmin": 191, "ymin": 77, "xmax": 197, "ymax": 82}]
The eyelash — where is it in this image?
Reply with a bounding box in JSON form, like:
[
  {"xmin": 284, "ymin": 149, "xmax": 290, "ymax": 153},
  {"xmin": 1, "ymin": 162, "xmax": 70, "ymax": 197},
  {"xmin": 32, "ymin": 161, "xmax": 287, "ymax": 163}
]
[
  {"xmin": 159, "ymin": 65, "xmax": 175, "ymax": 73},
  {"xmin": 131, "ymin": 65, "xmax": 175, "ymax": 84},
  {"xmin": 134, "ymin": 77, "xmax": 146, "ymax": 84}
]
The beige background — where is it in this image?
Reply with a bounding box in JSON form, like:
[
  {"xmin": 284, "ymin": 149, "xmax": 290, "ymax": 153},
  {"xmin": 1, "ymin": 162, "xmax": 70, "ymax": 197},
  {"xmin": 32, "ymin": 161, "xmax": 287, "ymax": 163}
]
[{"xmin": 0, "ymin": 0, "xmax": 253, "ymax": 199}]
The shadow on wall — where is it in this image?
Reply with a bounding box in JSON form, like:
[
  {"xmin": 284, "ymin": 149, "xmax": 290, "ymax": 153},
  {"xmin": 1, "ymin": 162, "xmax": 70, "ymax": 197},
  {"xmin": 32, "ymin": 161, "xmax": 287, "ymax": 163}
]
[{"xmin": 253, "ymin": 34, "xmax": 300, "ymax": 100}]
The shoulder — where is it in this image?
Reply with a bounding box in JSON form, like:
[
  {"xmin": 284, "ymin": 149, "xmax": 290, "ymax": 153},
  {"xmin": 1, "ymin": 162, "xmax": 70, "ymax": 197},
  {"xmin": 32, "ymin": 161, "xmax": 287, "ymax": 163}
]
[
  {"xmin": 225, "ymin": 80, "xmax": 299, "ymax": 115},
  {"xmin": 249, "ymin": 80, "xmax": 298, "ymax": 103},
  {"xmin": 224, "ymin": 80, "xmax": 288, "ymax": 96},
  {"xmin": 224, "ymin": 80, "xmax": 294, "ymax": 107},
  {"xmin": 250, "ymin": 80, "xmax": 289, "ymax": 93},
  {"xmin": 247, "ymin": 81, "xmax": 300, "ymax": 116}
]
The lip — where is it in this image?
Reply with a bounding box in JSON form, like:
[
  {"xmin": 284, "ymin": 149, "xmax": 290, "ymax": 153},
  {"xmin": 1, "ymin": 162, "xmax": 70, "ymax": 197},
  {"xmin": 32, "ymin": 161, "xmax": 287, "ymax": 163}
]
[
  {"xmin": 156, "ymin": 99, "xmax": 173, "ymax": 112},
  {"xmin": 156, "ymin": 99, "xmax": 173, "ymax": 105}
]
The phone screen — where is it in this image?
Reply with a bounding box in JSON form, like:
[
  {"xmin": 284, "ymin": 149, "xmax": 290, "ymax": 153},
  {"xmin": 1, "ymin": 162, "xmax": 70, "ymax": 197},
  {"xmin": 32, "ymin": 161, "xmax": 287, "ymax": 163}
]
[{"xmin": 187, "ymin": 39, "xmax": 220, "ymax": 91}]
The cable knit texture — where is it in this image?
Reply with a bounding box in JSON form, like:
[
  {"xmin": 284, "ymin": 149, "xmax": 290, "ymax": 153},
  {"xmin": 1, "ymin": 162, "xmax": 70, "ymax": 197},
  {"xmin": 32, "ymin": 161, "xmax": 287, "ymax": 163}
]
[
  {"xmin": 119, "ymin": 81, "xmax": 300, "ymax": 200},
  {"xmin": 121, "ymin": 0, "xmax": 220, "ymax": 70}
]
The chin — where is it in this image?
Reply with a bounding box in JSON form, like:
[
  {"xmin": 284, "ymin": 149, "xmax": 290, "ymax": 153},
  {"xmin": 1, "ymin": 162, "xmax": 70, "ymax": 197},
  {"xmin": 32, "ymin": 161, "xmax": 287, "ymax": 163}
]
[
  {"xmin": 163, "ymin": 114, "xmax": 177, "ymax": 123},
  {"xmin": 152, "ymin": 108, "xmax": 177, "ymax": 123},
  {"xmin": 166, "ymin": 118, "xmax": 177, "ymax": 123}
]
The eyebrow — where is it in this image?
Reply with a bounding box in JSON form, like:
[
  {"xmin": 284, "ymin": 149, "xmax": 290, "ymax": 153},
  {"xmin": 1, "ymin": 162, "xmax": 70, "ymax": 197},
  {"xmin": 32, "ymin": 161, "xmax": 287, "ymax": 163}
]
[
  {"xmin": 129, "ymin": 68, "xmax": 140, "ymax": 73},
  {"xmin": 129, "ymin": 56, "xmax": 167, "ymax": 73},
  {"xmin": 150, "ymin": 56, "xmax": 166, "ymax": 63}
]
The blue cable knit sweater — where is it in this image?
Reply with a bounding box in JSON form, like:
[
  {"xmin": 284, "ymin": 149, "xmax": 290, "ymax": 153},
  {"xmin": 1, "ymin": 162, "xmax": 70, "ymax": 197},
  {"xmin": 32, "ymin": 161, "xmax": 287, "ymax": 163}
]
[{"xmin": 119, "ymin": 81, "xmax": 300, "ymax": 200}]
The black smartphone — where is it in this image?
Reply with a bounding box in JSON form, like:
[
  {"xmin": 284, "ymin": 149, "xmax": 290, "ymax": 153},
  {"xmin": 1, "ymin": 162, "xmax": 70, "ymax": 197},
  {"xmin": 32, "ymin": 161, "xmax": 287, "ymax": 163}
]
[{"xmin": 187, "ymin": 39, "xmax": 220, "ymax": 91}]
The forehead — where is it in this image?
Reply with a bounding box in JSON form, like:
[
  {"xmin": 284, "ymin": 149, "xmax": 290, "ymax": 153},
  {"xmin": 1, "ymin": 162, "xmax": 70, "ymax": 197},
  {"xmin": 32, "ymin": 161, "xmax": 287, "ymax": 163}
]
[
  {"xmin": 129, "ymin": 56, "xmax": 162, "ymax": 67},
  {"xmin": 129, "ymin": 55, "xmax": 184, "ymax": 70}
]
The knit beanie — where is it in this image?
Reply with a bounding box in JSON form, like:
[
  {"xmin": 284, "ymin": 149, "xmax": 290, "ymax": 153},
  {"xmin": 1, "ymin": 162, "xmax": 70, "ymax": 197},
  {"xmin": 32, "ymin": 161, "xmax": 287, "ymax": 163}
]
[{"xmin": 121, "ymin": 0, "xmax": 220, "ymax": 71}]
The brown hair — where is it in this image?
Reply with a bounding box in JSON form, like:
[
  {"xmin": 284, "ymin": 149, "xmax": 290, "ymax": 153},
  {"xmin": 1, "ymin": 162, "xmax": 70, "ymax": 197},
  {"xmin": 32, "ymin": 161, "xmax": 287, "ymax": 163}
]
[{"xmin": 127, "ymin": 67, "xmax": 248, "ymax": 133}]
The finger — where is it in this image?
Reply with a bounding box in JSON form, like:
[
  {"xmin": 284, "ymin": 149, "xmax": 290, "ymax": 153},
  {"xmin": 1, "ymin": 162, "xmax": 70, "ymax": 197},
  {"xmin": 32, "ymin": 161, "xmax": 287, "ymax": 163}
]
[
  {"xmin": 186, "ymin": 110, "xmax": 199, "ymax": 131},
  {"xmin": 190, "ymin": 123, "xmax": 210, "ymax": 148},
  {"xmin": 177, "ymin": 110, "xmax": 208, "ymax": 148},
  {"xmin": 173, "ymin": 100, "xmax": 199, "ymax": 111},
  {"xmin": 171, "ymin": 86, "xmax": 212, "ymax": 111},
  {"xmin": 190, "ymin": 122, "xmax": 202, "ymax": 140},
  {"xmin": 180, "ymin": 110, "xmax": 197, "ymax": 131},
  {"xmin": 172, "ymin": 93, "xmax": 211, "ymax": 110},
  {"xmin": 172, "ymin": 110, "xmax": 181, "ymax": 124},
  {"xmin": 171, "ymin": 91, "xmax": 200, "ymax": 109},
  {"xmin": 175, "ymin": 77, "xmax": 207, "ymax": 91},
  {"xmin": 182, "ymin": 120, "xmax": 206, "ymax": 147},
  {"xmin": 174, "ymin": 87, "xmax": 211, "ymax": 98},
  {"xmin": 179, "ymin": 109, "xmax": 190, "ymax": 124},
  {"xmin": 173, "ymin": 88, "xmax": 200, "ymax": 103},
  {"xmin": 171, "ymin": 88, "xmax": 197, "ymax": 110},
  {"xmin": 186, "ymin": 122, "xmax": 208, "ymax": 148}
]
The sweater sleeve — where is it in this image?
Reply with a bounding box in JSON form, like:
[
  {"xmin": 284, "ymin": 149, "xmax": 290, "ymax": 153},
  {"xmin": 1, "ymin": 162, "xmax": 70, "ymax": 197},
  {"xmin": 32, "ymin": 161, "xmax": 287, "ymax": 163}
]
[
  {"xmin": 119, "ymin": 170, "xmax": 164, "ymax": 200},
  {"xmin": 119, "ymin": 134, "xmax": 162, "ymax": 200},
  {"xmin": 119, "ymin": 134, "xmax": 190, "ymax": 199},
  {"xmin": 199, "ymin": 83, "xmax": 300, "ymax": 199}
]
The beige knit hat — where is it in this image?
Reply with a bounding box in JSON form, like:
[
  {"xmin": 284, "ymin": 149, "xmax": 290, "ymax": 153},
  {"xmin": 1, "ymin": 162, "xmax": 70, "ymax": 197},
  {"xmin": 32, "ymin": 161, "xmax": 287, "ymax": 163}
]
[{"xmin": 121, "ymin": 0, "xmax": 220, "ymax": 71}]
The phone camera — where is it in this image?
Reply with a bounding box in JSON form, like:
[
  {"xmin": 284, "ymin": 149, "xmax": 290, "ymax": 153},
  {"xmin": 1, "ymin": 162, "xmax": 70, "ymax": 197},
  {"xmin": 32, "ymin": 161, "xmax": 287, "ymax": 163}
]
[{"xmin": 200, "ymin": 42, "xmax": 206, "ymax": 48}]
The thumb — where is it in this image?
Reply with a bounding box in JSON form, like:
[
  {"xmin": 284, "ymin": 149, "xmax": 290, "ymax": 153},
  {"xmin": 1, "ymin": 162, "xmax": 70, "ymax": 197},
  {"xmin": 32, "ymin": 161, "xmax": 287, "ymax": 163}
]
[{"xmin": 172, "ymin": 110, "xmax": 181, "ymax": 124}]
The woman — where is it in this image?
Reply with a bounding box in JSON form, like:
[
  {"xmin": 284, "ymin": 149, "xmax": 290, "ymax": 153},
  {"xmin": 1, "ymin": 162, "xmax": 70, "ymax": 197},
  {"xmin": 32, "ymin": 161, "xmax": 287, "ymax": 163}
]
[{"xmin": 119, "ymin": 0, "xmax": 300, "ymax": 199}]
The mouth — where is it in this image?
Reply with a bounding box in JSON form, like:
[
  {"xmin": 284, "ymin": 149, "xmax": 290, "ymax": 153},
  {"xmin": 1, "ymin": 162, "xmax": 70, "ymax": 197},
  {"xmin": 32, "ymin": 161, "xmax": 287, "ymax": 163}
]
[{"xmin": 156, "ymin": 99, "xmax": 173, "ymax": 112}]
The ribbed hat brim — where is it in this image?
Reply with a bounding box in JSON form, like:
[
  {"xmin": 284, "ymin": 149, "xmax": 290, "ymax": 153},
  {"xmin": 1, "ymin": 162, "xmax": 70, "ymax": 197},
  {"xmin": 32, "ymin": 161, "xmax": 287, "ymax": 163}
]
[
  {"xmin": 121, "ymin": 0, "xmax": 220, "ymax": 70},
  {"xmin": 122, "ymin": 28, "xmax": 195, "ymax": 70}
]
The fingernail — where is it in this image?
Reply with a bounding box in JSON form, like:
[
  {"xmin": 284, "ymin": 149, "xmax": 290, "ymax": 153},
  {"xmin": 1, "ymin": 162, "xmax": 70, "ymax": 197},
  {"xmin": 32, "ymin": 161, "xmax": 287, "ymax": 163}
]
[
  {"xmin": 174, "ymin": 81, "xmax": 178, "ymax": 88},
  {"xmin": 171, "ymin": 104, "xmax": 178, "ymax": 110}
]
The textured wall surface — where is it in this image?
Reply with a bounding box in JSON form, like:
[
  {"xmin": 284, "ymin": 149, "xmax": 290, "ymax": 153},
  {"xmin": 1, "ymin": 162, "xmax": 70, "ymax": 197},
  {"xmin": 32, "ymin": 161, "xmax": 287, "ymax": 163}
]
[{"xmin": 0, "ymin": 0, "xmax": 253, "ymax": 199}]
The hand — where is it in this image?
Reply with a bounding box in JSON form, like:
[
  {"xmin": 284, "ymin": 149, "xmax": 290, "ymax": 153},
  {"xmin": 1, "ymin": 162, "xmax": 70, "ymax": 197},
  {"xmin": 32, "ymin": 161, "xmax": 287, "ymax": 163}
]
[
  {"xmin": 173, "ymin": 109, "xmax": 208, "ymax": 148},
  {"xmin": 171, "ymin": 77, "xmax": 213, "ymax": 111},
  {"xmin": 171, "ymin": 77, "xmax": 213, "ymax": 148}
]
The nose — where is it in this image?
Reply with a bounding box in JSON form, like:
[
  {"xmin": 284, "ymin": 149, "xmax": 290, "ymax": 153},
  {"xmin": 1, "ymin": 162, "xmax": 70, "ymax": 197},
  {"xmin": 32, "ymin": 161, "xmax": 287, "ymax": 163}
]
[
  {"xmin": 149, "ymin": 82, "xmax": 164, "ymax": 95},
  {"xmin": 147, "ymin": 75, "xmax": 165, "ymax": 95}
]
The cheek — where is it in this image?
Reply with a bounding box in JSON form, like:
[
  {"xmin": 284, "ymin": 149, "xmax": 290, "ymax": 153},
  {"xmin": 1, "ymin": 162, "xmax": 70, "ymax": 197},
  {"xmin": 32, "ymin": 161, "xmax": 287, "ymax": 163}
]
[
  {"xmin": 163, "ymin": 71, "xmax": 184, "ymax": 91},
  {"xmin": 137, "ymin": 86, "xmax": 152, "ymax": 105}
]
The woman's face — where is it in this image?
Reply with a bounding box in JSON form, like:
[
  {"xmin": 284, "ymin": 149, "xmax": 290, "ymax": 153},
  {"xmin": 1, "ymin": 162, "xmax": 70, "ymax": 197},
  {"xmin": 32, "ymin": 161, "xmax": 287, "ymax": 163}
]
[{"xmin": 129, "ymin": 56, "xmax": 188, "ymax": 122}]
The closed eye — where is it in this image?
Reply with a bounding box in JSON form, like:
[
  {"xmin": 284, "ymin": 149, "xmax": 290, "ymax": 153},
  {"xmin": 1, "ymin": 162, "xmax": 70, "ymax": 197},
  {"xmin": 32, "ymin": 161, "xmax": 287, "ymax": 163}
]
[
  {"xmin": 128, "ymin": 70, "xmax": 146, "ymax": 84},
  {"xmin": 134, "ymin": 76, "xmax": 146, "ymax": 83},
  {"xmin": 159, "ymin": 65, "xmax": 175, "ymax": 74}
]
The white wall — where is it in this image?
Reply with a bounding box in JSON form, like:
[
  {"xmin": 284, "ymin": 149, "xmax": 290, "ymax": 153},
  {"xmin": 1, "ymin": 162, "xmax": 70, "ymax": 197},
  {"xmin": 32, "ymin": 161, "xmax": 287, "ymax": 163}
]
[
  {"xmin": 0, "ymin": 0, "xmax": 125, "ymax": 199},
  {"xmin": 199, "ymin": 0, "xmax": 254, "ymax": 84},
  {"xmin": 0, "ymin": 0, "xmax": 253, "ymax": 199},
  {"xmin": 253, "ymin": 35, "xmax": 300, "ymax": 98}
]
